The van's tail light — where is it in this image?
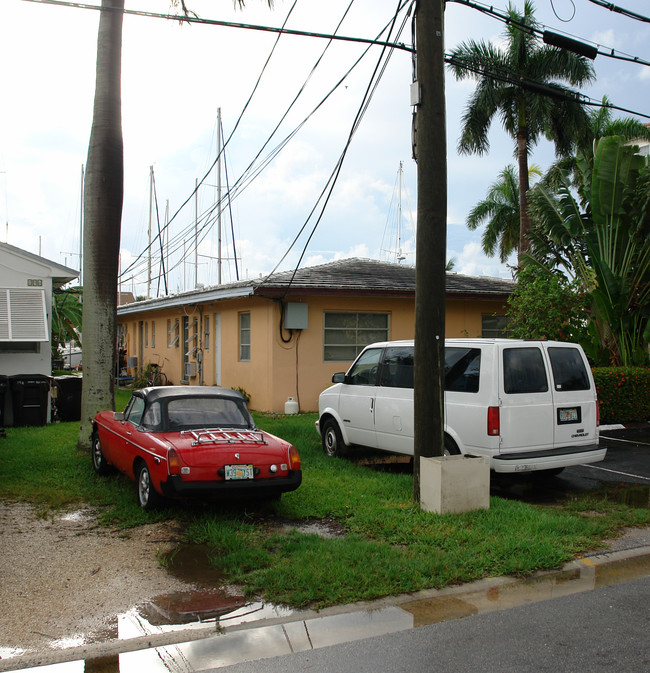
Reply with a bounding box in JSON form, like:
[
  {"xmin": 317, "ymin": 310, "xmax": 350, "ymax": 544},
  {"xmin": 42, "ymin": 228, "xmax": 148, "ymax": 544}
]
[
  {"xmin": 288, "ymin": 445, "xmax": 301, "ymax": 471},
  {"xmin": 487, "ymin": 407, "xmax": 500, "ymax": 436}
]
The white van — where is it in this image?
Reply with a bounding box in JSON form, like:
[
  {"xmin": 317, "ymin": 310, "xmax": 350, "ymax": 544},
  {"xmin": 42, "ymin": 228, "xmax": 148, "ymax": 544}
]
[{"xmin": 317, "ymin": 339, "xmax": 605, "ymax": 474}]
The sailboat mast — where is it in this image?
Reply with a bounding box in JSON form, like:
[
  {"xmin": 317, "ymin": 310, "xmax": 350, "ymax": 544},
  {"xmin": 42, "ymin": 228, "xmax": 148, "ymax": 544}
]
[{"xmin": 217, "ymin": 107, "xmax": 222, "ymax": 285}]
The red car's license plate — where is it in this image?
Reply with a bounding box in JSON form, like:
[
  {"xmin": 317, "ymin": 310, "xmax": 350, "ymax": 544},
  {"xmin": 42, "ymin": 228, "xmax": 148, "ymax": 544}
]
[{"xmin": 225, "ymin": 464, "xmax": 254, "ymax": 480}]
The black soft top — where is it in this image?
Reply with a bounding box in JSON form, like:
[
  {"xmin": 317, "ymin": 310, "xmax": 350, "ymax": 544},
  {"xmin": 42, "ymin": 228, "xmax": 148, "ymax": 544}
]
[{"xmin": 133, "ymin": 386, "xmax": 247, "ymax": 405}]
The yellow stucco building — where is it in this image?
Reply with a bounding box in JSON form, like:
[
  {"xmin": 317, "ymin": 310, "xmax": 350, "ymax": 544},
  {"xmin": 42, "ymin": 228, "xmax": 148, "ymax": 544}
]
[{"xmin": 117, "ymin": 258, "xmax": 514, "ymax": 412}]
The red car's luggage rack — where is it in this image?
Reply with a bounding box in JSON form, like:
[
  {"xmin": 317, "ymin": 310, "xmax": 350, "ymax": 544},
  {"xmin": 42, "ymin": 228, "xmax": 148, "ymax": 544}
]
[{"xmin": 181, "ymin": 429, "xmax": 268, "ymax": 446}]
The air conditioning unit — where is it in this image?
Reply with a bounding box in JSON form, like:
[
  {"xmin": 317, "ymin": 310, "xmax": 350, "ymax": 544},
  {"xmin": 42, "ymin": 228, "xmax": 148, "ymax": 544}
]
[{"xmin": 184, "ymin": 362, "xmax": 198, "ymax": 378}]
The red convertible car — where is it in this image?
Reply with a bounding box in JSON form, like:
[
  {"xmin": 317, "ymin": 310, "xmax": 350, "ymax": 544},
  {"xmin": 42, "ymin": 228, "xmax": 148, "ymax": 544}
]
[{"xmin": 91, "ymin": 386, "xmax": 302, "ymax": 509}]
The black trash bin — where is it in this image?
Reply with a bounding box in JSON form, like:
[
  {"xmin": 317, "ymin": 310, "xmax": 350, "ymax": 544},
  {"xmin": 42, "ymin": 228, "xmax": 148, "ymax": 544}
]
[
  {"xmin": 0, "ymin": 375, "xmax": 7, "ymax": 427},
  {"xmin": 9, "ymin": 374, "xmax": 51, "ymax": 427},
  {"xmin": 53, "ymin": 375, "xmax": 82, "ymax": 422}
]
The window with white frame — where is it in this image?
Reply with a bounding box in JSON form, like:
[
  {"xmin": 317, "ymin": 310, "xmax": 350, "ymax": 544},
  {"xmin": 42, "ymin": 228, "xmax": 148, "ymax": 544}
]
[
  {"xmin": 239, "ymin": 312, "xmax": 250, "ymax": 361},
  {"xmin": 481, "ymin": 314, "xmax": 509, "ymax": 338},
  {"xmin": 323, "ymin": 312, "xmax": 389, "ymax": 361}
]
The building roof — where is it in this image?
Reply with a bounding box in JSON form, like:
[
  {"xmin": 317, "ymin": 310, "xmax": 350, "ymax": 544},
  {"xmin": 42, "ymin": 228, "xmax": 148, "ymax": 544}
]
[
  {"xmin": 118, "ymin": 258, "xmax": 515, "ymax": 315},
  {"xmin": 0, "ymin": 241, "xmax": 78, "ymax": 287}
]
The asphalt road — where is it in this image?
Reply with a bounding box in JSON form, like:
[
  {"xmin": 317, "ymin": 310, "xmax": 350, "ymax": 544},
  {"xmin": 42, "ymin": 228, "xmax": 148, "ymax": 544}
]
[{"xmin": 211, "ymin": 575, "xmax": 650, "ymax": 673}]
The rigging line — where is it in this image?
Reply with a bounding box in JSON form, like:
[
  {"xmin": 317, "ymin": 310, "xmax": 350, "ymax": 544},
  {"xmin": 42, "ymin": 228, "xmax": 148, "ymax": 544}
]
[
  {"xmin": 447, "ymin": 0, "xmax": 650, "ymax": 67},
  {"xmin": 222, "ymin": 124, "xmax": 239, "ymax": 282},
  {"xmin": 151, "ymin": 171, "xmax": 168, "ymax": 297},
  {"xmin": 445, "ymin": 55, "xmax": 650, "ymax": 120},
  {"xmin": 21, "ymin": 0, "xmax": 413, "ymax": 51},
  {"xmin": 261, "ymin": 0, "xmax": 409, "ymax": 295},
  {"xmin": 584, "ymin": 0, "xmax": 650, "ymax": 24},
  {"xmin": 121, "ymin": 0, "xmax": 301, "ymax": 279},
  {"xmin": 129, "ymin": 1, "xmax": 415, "ymax": 282}
]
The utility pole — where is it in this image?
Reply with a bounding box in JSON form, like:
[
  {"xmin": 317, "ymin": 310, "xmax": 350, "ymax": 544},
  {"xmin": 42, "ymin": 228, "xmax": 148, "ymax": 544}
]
[{"xmin": 413, "ymin": 0, "xmax": 447, "ymax": 501}]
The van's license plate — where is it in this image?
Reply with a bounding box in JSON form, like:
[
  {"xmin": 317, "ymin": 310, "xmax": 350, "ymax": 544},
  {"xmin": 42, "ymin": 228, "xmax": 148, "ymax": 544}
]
[
  {"xmin": 558, "ymin": 407, "xmax": 579, "ymax": 424},
  {"xmin": 225, "ymin": 464, "xmax": 254, "ymax": 480}
]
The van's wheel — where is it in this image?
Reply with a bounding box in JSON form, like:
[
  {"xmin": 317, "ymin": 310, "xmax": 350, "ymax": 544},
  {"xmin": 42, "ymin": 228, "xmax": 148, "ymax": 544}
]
[
  {"xmin": 136, "ymin": 462, "xmax": 162, "ymax": 510},
  {"xmin": 92, "ymin": 430, "xmax": 111, "ymax": 475},
  {"xmin": 444, "ymin": 436, "xmax": 461, "ymax": 456},
  {"xmin": 321, "ymin": 418, "xmax": 347, "ymax": 457}
]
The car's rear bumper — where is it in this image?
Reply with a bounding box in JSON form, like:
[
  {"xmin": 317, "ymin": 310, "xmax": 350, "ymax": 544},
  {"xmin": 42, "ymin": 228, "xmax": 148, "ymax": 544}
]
[
  {"xmin": 161, "ymin": 470, "xmax": 302, "ymax": 498},
  {"xmin": 491, "ymin": 443, "xmax": 605, "ymax": 473}
]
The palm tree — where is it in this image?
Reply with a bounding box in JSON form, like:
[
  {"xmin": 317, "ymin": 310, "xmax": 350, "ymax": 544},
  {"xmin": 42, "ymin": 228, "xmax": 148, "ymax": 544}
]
[
  {"xmin": 448, "ymin": 0, "xmax": 595, "ymax": 262},
  {"xmin": 79, "ymin": 0, "xmax": 273, "ymax": 449},
  {"xmin": 466, "ymin": 164, "xmax": 541, "ymax": 263},
  {"xmin": 528, "ymin": 136, "xmax": 650, "ymax": 365}
]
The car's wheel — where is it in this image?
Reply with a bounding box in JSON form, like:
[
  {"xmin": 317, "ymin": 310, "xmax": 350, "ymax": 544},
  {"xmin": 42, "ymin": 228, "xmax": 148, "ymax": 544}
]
[
  {"xmin": 321, "ymin": 418, "xmax": 347, "ymax": 457},
  {"xmin": 444, "ymin": 435, "xmax": 461, "ymax": 456},
  {"xmin": 136, "ymin": 462, "xmax": 162, "ymax": 510},
  {"xmin": 92, "ymin": 430, "xmax": 111, "ymax": 475}
]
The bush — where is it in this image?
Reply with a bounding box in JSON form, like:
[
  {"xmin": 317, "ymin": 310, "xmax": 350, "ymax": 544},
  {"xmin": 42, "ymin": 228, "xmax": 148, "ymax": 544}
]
[{"xmin": 592, "ymin": 367, "xmax": 650, "ymax": 424}]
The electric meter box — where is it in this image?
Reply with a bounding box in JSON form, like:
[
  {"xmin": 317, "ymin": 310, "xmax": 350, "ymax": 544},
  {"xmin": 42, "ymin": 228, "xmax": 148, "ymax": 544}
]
[{"xmin": 284, "ymin": 303, "xmax": 308, "ymax": 330}]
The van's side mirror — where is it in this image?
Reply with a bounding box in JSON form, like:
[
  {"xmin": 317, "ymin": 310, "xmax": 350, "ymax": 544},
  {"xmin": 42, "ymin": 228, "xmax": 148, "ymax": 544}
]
[
  {"xmin": 332, "ymin": 372, "xmax": 346, "ymax": 384},
  {"xmin": 113, "ymin": 411, "xmax": 125, "ymax": 422}
]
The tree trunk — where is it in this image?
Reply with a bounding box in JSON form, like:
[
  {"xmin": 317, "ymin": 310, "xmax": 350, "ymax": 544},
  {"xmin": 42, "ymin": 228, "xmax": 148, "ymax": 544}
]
[
  {"xmin": 78, "ymin": 0, "xmax": 124, "ymax": 449},
  {"xmin": 413, "ymin": 0, "xmax": 447, "ymax": 502},
  {"xmin": 517, "ymin": 124, "xmax": 530, "ymax": 262}
]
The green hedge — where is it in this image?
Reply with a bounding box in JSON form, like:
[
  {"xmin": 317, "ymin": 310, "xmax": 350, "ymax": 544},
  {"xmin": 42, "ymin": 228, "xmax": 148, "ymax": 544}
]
[{"xmin": 592, "ymin": 367, "xmax": 650, "ymax": 425}]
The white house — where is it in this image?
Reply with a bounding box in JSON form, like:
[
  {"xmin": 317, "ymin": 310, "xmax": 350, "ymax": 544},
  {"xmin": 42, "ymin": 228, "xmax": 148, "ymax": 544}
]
[{"xmin": 0, "ymin": 242, "xmax": 78, "ymax": 425}]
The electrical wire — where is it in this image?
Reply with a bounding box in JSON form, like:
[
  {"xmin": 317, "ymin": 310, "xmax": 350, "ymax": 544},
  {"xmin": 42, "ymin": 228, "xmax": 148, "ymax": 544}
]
[
  {"xmin": 584, "ymin": 0, "xmax": 650, "ymax": 24},
  {"xmin": 21, "ymin": 0, "xmax": 412, "ymax": 51},
  {"xmin": 447, "ymin": 0, "xmax": 650, "ymax": 67},
  {"xmin": 124, "ymin": 2, "xmax": 414, "ymax": 289}
]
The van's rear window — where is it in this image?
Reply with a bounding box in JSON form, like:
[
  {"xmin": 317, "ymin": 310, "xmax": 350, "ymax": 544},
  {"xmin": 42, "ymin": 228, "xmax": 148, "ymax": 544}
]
[
  {"xmin": 503, "ymin": 348, "xmax": 549, "ymax": 394},
  {"xmin": 547, "ymin": 347, "xmax": 590, "ymax": 391}
]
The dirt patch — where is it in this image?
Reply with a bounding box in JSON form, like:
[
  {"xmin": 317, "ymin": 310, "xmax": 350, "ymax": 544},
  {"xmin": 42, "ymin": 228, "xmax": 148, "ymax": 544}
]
[{"xmin": 0, "ymin": 501, "xmax": 190, "ymax": 656}]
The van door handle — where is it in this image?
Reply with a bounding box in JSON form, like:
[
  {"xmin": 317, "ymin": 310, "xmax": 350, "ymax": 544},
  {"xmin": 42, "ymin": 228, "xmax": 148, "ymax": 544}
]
[{"xmin": 370, "ymin": 399, "xmax": 375, "ymax": 413}]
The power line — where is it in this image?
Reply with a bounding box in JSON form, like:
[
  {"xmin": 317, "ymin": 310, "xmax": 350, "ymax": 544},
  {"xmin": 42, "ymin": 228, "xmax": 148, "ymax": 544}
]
[
  {"xmin": 447, "ymin": 0, "xmax": 650, "ymax": 67},
  {"xmin": 584, "ymin": 0, "xmax": 650, "ymax": 24},
  {"xmin": 21, "ymin": 0, "xmax": 413, "ymax": 52}
]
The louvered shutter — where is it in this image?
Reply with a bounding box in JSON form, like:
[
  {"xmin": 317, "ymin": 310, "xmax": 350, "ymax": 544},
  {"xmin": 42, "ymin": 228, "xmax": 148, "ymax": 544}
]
[{"xmin": 0, "ymin": 289, "xmax": 48, "ymax": 341}]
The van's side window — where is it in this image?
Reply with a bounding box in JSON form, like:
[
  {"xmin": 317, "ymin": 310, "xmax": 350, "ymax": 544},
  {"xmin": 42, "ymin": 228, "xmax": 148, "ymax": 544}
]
[
  {"xmin": 347, "ymin": 348, "xmax": 382, "ymax": 386},
  {"xmin": 503, "ymin": 348, "xmax": 548, "ymax": 394},
  {"xmin": 445, "ymin": 347, "xmax": 481, "ymax": 393},
  {"xmin": 380, "ymin": 347, "xmax": 414, "ymax": 388},
  {"xmin": 547, "ymin": 347, "xmax": 590, "ymax": 391}
]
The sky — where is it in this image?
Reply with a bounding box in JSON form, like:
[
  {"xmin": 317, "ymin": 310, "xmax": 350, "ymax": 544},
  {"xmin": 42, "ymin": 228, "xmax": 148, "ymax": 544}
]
[{"xmin": 1, "ymin": 0, "xmax": 648, "ymax": 297}]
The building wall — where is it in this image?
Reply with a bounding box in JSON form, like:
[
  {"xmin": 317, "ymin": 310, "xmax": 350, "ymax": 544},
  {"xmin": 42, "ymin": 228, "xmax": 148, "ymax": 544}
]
[{"xmin": 119, "ymin": 293, "xmax": 508, "ymax": 413}]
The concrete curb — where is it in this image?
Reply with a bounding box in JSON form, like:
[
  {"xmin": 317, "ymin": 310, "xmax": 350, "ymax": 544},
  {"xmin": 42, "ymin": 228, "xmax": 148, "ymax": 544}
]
[{"xmin": 4, "ymin": 539, "xmax": 650, "ymax": 673}]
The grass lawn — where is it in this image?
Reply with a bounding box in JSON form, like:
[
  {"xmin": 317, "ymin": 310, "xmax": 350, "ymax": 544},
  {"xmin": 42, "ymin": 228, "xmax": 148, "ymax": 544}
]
[{"xmin": 1, "ymin": 394, "xmax": 648, "ymax": 609}]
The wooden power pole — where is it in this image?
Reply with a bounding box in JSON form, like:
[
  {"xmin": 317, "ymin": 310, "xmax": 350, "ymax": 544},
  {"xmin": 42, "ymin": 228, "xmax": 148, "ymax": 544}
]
[{"xmin": 413, "ymin": 0, "xmax": 447, "ymax": 501}]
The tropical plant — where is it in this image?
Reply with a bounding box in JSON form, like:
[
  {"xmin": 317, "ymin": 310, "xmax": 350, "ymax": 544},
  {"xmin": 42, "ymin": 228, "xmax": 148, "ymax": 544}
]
[
  {"xmin": 505, "ymin": 265, "xmax": 588, "ymax": 343},
  {"xmin": 466, "ymin": 164, "xmax": 541, "ymax": 263},
  {"xmin": 543, "ymin": 95, "xmax": 650, "ymax": 191},
  {"xmin": 528, "ymin": 135, "xmax": 650, "ymax": 366},
  {"xmin": 79, "ymin": 0, "xmax": 273, "ymax": 449},
  {"xmin": 52, "ymin": 287, "xmax": 83, "ymax": 359},
  {"xmin": 448, "ymin": 0, "xmax": 595, "ymax": 262}
]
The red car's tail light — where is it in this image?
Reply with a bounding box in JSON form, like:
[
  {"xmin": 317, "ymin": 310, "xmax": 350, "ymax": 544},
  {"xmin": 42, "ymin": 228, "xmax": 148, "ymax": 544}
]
[
  {"xmin": 168, "ymin": 448, "xmax": 181, "ymax": 475},
  {"xmin": 487, "ymin": 406, "xmax": 500, "ymax": 436},
  {"xmin": 288, "ymin": 445, "xmax": 301, "ymax": 471}
]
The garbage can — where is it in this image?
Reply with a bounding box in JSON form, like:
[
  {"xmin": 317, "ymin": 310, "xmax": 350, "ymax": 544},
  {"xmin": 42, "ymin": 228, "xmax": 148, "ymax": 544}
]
[
  {"xmin": 53, "ymin": 375, "xmax": 82, "ymax": 422},
  {"xmin": 9, "ymin": 374, "xmax": 51, "ymax": 427},
  {"xmin": 0, "ymin": 375, "xmax": 7, "ymax": 427}
]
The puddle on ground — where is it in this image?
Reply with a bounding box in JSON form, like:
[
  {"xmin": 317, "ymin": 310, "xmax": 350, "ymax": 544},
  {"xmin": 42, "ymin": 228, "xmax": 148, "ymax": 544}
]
[
  {"xmin": 160, "ymin": 544, "xmax": 225, "ymax": 586},
  {"xmin": 15, "ymin": 551, "xmax": 650, "ymax": 673},
  {"xmin": 599, "ymin": 484, "xmax": 650, "ymax": 508}
]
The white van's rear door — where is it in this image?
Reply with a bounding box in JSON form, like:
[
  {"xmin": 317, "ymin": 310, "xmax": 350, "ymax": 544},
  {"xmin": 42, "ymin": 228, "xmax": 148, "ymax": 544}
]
[
  {"xmin": 499, "ymin": 344, "xmax": 554, "ymax": 452},
  {"xmin": 543, "ymin": 344, "xmax": 598, "ymax": 448}
]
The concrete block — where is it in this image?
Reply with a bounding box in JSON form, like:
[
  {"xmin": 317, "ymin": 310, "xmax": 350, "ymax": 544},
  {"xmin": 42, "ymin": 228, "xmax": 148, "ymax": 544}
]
[{"xmin": 420, "ymin": 455, "xmax": 490, "ymax": 514}]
